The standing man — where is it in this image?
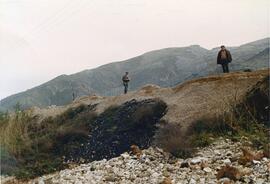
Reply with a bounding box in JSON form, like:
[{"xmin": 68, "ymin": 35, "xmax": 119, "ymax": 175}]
[
  {"xmin": 122, "ymin": 72, "xmax": 130, "ymax": 94},
  {"xmin": 217, "ymin": 45, "xmax": 232, "ymax": 73}
]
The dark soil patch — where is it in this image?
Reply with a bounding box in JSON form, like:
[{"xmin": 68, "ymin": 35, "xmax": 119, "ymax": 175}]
[
  {"xmin": 65, "ymin": 99, "xmax": 167, "ymax": 162},
  {"xmin": 243, "ymin": 75, "xmax": 269, "ymax": 126}
]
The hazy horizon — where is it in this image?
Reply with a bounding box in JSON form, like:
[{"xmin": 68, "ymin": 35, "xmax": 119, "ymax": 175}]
[{"xmin": 1, "ymin": 0, "xmax": 269, "ymax": 99}]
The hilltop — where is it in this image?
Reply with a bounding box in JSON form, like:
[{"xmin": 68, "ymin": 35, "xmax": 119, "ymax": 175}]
[
  {"xmin": 0, "ymin": 38, "xmax": 269, "ymax": 111},
  {"xmin": 1, "ymin": 69, "xmax": 269, "ymax": 184},
  {"xmin": 33, "ymin": 69, "xmax": 269, "ymax": 128},
  {"xmin": 1, "ymin": 67, "xmax": 270, "ymax": 184}
]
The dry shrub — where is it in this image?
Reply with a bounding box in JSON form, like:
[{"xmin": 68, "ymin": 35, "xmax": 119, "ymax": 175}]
[
  {"xmin": 154, "ymin": 122, "xmax": 193, "ymax": 158},
  {"xmin": 217, "ymin": 165, "xmax": 242, "ymax": 181},
  {"xmin": 0, "ymin": 104, "xmax": 97, "ymax": 179},
  {"xmin": 131, "ymin": 99, "xmax": 167, "ymax": 126},
  {"xmin": 161, "ymin": 177, "xmax": 172, "ymax": 184},
  {"xmin": 140, "ymin": 85, "xmax": 160, "ymax": 94},
  {"xmin": 238, "ymin": 147, "xmax": 264, "ymax": 165},
  {"xmin": 263, "ymin": 143, "xmax": 270, "ymax": 158},
  {"xmin": 130, "ymin": 145, "xmax": 142, "ymax": 159}
]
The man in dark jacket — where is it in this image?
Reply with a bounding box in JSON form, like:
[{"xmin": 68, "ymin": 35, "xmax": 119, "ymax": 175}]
[
  {"xmin": 217, "ymin": 45, "xmax": 232, "ymax": 73},
  {"xmin": 122, "ymin": 72, "xmax": 130, "ymax": 94}
]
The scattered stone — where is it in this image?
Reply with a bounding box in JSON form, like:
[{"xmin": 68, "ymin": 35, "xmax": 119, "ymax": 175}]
[
  {"xmin": 190, "ymin": 158, "xmax": 202, "ymax": 165},
  {"xmin": 252, "ymin": 160, "xmax": 261, "ymax": 165},
  {"xmin": 104, "ymin": 175, "xmax": 117, "ymax": 182},
  {"xmin": 200, "ymin": 160, "xmax": 208, "ymax": 169},
  {"xmin": 189, "ymin": 178, "xmax": 196, "ymax": 184},
  {"xmin": 180, "ymin": 161, "xmax": 189, "ymax": 168},
  {"xmin": 203, "ymin": 167, "xmax": 212, "ymax": 173},
  {"xmin": 214, "ymin": 150, "xmax": 222, "ymax": 156},
  {"xmin": 218, "ymin": 177, "xmax": 232, "ymax": 184},
  {"xmin": 226, "ymin": 151, "xmax": 233, "ymax": 157},
  {"xmin": 15, "ymin": 139, "xmax": 269, "ymax": 184},
  {"xmin": 121, "ymin": 152, "xmax": 130, "ymax": 159},
  {"xmin": 256, "ymin": 178, "xmax": 266, "ymax": 184},
  {"xmin": 230, "ymin": 156, "xmax": 238, "ymax": 163},
  {"xmin": 223, "ymin": 159, "xmax": 231, "ymax": 165}
]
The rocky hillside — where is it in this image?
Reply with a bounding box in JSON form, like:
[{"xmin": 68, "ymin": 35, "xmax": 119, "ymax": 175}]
[
  {"xmin": 1, "ymin": 69, "xmax": 269, "ymax": 183},
  {"xmin": 0, "ymin": 38, "xmax": 269, "ymax": 111}
]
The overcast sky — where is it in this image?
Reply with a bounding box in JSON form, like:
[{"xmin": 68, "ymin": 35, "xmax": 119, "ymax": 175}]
[{"xmin": 0, "ymin": 0, "xmax": 269, "ymax": 99}]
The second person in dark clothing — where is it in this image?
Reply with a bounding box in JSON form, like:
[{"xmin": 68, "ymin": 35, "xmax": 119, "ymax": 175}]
[
  {"xmin": 217, "ymin": 45, "xmax": 232, "ymax": 73},
  {"xmin": 122, "ymin": 72, "xmax": 130, "ymax": 94}
]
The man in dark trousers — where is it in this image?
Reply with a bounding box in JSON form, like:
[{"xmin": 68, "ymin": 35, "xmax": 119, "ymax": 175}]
[
  {"xmin": 217, "ymin": 45, "xmax": 232, "ymax": 73},
  {"xmin": 122, "ymin": 72, "xmax": 130, "ymax": 94}
]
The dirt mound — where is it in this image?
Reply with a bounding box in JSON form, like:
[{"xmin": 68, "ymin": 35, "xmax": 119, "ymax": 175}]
[
  {"xmin": 35, "ymin": 69, "xmax": 269, "ymax": 133},
  {"xmin": 44, "ymin": 69, "xmax": 269, "ymax": 162},
  {"xmin": 139, "ymin": 84, "xmax": 161, "ymax": 94}
]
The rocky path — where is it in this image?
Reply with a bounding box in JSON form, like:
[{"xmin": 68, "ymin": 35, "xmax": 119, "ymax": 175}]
[{"xmin": 17, "ymin": 138, "xmax": 269, "ymax": 184}]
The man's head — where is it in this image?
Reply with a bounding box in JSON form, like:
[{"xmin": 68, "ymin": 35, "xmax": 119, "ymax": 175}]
[
  {"xmin": 221, "ymin": 45, "xmax": 226, "ymax": 50},
  {"xmin": 125, "ymin": 72, "xmax": 129, "ymax": 75}
]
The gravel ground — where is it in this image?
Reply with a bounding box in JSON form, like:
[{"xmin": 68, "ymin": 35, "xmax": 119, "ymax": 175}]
[{"xmin": 16, "ymin": 138, "xmax": 269, "ymax": 184}]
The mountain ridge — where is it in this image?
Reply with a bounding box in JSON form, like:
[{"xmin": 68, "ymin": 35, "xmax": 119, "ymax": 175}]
[{"xmin": 1, "ymin": 38, "xmax": 269, "ymax": 111}]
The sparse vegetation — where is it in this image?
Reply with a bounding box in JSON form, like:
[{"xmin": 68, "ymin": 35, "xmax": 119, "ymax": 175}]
[
  {"xmin": 0, "ymin": 99, "xmax": 168, "ymax": 179},
  {"xmin": 187, "ymin": 78, "xmax": 269, "ymax": 151},
  {"xmin": 0, "ymin": 104, "xmax": 97, "ymax": 179},
  {"xmin": 155, "ymin": 76, "xmax": 269, "ymax": 158},
  {"xmin": 154, "ymin": 122, "xmax": 194, "ymax": 158}
]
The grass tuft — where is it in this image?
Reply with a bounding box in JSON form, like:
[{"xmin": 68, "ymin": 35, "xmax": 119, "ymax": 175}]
[{"xmin": 0, "ymin": 104, "xmax": 97, "ymax": 179}]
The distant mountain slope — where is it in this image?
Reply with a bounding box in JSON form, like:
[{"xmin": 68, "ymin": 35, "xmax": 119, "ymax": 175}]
[{"xmin": 0, "ymin": 38, "xmax": 269, "ymax": 111}]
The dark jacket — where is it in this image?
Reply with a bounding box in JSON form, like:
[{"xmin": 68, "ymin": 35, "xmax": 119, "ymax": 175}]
[
  {"xmin": 217, "ymin": 49, "xmax": 232, "ymax": 64},
  {"xmin": 122, "ymin": 75, "xmax": 130, "ymax": 83}
]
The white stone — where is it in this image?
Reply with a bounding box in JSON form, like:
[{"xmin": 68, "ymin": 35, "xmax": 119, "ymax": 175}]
[
  {"xmin": 189, "ymin": 178, "xmax": 197, "ymax": 184},
  {"xmin": 190, "ymin": 158, "xmax": 202, "ymax": 165},
  {"xmin": 252, "ymin": 160, "xmax": 261, "ymax": 164},
  {"xmin": 203, "ymin": 167, "xmax": 212, "ymax": 173},
  {"xmin": 152, "ymin": 172, "xmax": 159, "ymax": 178},
  {"xmin": 121, "ymin": 152, "xmax": 130, "ymax": 159},
  {"xmin": 214, "ymin": 150, "xmax": 221, "ymax": 156},
  {"xmin": 256, "ymin": 178, "xmax": 265, "ymax": 184},
  {"xmin": 199, "ymin": 178, "xmax": 206, "ymax": 183},
  {"xmin": 38, "ymin": 178, "xmax": 45, "ymax": 184},
  {"xmin": 223, "ymin": 159, "xmax": 231, "ymax": 165},
  {"xmin": 219, "ymin": 177, "xmax": 231, "ymax": 183}
]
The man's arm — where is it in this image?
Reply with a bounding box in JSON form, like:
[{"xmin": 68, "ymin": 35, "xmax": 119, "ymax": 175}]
[
  {"xmin": 227, "ymin": 50, "xmax": 232, "ymax": 62},
  {"xmin": 217, "ymin": 51, "xmax": 221, "ymax": 64}
]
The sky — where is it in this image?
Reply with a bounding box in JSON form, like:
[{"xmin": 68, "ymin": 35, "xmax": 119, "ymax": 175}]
[{"xmin": 0, "ymin": 0, "xmax": 269, "ymax": 99}]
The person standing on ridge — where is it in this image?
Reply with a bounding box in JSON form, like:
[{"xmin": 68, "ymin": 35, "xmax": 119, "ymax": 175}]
[
  {"xmin": 122, "ymin": 72, "xmax": 130, "ymax": 94},
  {"xmin": 217, "ymin": 45, "xmax": 232, "ymax": 73}
]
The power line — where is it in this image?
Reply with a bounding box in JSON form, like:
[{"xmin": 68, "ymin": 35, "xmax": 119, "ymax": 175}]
[{"xmin": 4, "ymin": 0, "xmax": 91, "ymax": 51}]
